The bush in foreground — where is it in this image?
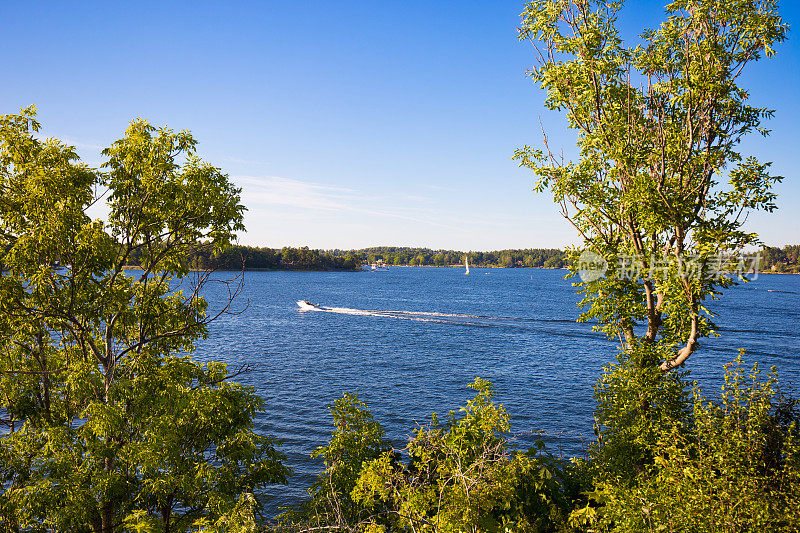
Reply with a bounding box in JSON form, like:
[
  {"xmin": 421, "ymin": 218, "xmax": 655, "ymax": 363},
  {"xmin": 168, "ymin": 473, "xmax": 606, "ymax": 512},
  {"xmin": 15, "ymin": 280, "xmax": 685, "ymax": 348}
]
[
  {"xmin": 579, "ymin": 354, "xmax": 800, "ymax": 532},
  {"xmin": 279, "ymin": 360, "xmax": 799, "ymax": 532},
  {"xmin": 278, "ymin": 379, "xmax": 585, "ymax": 532}
]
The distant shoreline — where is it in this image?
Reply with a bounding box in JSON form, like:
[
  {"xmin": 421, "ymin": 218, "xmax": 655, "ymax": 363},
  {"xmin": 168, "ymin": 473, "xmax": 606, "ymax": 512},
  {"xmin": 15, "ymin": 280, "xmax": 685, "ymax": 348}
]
[
  {"xmin": 121, "ymin": 265, "xmax": 361, "ymax": 273},
  {"xmin": 120, "ymin": 244, "xmax": 799, "ymax": 273},
  {"xmin": 123, "ymin": 265, "xmax": 570, "ymax": 273},
  {"xmin": 120, "ymin": 264, "xmax": 799, "ymax": 275}
]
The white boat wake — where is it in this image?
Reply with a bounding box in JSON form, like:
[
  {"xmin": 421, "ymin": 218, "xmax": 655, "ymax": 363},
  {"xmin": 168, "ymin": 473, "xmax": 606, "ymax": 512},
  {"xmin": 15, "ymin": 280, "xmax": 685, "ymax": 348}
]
[
  {"xmin": 297, "ymin": 301, "xmax": 516, "ymax": 326},
  {"xmin": 294, "ymin": 301, "xmax": 600, "ymax": 340}
]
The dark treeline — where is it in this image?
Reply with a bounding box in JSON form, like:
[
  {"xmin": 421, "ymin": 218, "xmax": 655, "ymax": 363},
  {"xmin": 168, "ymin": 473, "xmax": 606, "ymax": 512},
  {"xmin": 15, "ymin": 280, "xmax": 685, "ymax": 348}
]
[
  {"xmin": 121, "ymin": 244, "xmax": 799, "ymax": 273},
  {"xmin": 199, "ymin": 245, "xmax": 362, "ymax": 271},
  {"xmin": 124, "ymin": 245, "xmax": 568, "ymax": 270},
  {"xmin": 761, "ymin": 245, "xmax": 800, "ymax": 273},
  {"xmin": 124, "ymin": 244, "xmax": 361, "ymax": 271},
  {"xmin": 339, "ymin": 246, "xmax": 566, "ymax": 268}
]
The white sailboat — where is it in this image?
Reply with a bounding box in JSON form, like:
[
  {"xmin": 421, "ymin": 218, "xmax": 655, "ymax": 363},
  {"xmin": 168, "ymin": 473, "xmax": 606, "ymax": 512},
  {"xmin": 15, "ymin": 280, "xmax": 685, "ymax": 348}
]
[{"xmin": 464, "ymin": 255, "xmax": 470, "ymax": 275}]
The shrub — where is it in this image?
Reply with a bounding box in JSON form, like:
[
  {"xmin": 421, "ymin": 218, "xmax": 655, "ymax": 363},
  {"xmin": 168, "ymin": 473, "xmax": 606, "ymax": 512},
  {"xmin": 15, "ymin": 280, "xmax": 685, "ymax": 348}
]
[
  {"xmin": 583, "ymin": 353, "xmax": 800, "ymax": 532},
  {"xmin": 351, "ymin": 379, "xmax": 582, "ymax": 532},
  {"xmin": 591, "ymin": 344, "xmax": 693, "ymax": 485},
  {"xmin": 277, "ymin": 393, "xmax": 391, "ymax": 531}
]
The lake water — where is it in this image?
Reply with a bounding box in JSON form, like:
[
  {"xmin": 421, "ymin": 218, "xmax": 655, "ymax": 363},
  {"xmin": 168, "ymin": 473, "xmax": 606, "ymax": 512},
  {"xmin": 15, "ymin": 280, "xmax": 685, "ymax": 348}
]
[{"xmin": 192, "ymin": 267, "xmax": 800, "ymax": 517}]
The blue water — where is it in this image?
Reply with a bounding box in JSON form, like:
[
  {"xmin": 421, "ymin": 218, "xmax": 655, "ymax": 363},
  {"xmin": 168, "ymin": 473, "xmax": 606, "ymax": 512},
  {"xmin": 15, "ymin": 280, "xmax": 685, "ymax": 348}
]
[{"xmin": 192, "ymin": 267, "xmax": 800, "ymax": 516}]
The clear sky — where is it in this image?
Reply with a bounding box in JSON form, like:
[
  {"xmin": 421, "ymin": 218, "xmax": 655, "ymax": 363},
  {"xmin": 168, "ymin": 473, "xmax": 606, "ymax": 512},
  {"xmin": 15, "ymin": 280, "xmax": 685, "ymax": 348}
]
[{"xmin": 2, "ymin": 1, "xmax": 798, "ymax": 251}]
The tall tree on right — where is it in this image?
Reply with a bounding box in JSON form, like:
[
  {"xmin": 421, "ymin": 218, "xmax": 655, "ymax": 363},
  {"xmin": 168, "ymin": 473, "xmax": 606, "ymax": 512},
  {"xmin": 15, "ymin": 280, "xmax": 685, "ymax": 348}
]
[{"xmin": 515, "ymin": 0, "xmax": 787, "ymax": 370}]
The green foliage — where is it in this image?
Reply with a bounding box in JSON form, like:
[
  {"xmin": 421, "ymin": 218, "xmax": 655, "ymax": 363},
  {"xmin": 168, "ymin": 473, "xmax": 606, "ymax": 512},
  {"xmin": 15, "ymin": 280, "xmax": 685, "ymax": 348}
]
[
  {"xmin": 591, "ymin": 344, "xmax": 693, "ymax": 485},
  {"xmin": 278, "ymin": 393, "xmax": 391, "ymax": 530},
  {"xmin": 515, "ymin": 3, "xmax": 798, "ymax": 528},
  {"xmin": 0, "ymin": 106, "xmax": 287, "ymax": 532},
  {"xmin": 760, "ymin": 244, "xmax": 800, "ymax": 273},
  {"xmin": 351, "ymin": 379, "xmax": 581, "ymax": 532},
  {"xmin": 276, "ymin": 373, "xmax": 799, "ymax": 532},
  {"xmin": 275, "ymin": 380, "xmax": 590, "ymax": 532},
  {"xmin": 515, "ymin": 0, "xmax": 787, "ymax": 369},
  {"xmin": 585, "ymin": 354, "xmax": 800, "ymax": 532}
]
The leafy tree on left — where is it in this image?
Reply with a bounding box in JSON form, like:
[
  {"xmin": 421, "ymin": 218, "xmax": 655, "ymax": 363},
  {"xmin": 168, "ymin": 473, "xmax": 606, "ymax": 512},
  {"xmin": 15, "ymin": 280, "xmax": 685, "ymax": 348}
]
[{"xmin": 0, "ymin": 106, "xmax": 289, "ymax": 532}]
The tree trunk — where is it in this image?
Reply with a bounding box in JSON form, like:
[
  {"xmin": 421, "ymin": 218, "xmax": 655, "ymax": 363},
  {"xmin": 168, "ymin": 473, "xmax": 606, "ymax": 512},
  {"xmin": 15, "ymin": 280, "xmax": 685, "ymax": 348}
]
[
  {"xmin": 100, "ymin": 457, "xmax": 115, "ymax": 533},
  {"xmin": 660, "ymin": 305, "xmax": 699, "ymax": 371},
  {"xmin": 100, "ymin": 501, "xmax": 114, "ymax": 533}
]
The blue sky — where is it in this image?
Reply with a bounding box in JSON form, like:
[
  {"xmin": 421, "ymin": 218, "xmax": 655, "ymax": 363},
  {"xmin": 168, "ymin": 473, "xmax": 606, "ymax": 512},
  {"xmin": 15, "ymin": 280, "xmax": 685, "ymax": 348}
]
[{"xmin": 2, "ymin": 1, "xmax": 798, "ymax": 250}]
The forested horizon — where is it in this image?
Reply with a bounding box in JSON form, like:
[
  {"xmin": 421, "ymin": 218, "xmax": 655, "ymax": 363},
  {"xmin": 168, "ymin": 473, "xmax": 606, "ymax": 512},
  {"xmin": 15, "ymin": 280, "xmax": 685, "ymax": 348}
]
[
  {"xmin": 124, "ymin": 245, "xmax": 568, "ymax": 271},
  {"xmin": 119, "ymin": 243, "xmax": 800, "ymax": 273}
]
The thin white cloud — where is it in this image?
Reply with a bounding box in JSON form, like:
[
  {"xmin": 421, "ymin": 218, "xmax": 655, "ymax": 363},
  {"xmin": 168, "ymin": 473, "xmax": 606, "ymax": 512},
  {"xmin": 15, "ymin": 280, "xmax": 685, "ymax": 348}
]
[
  {"xmin": 62, "ymin": 138, "xmax": 105, "ymax": 151},
  {"xmin": 421, "ymin": 183, "xmax": 456, "ymax": 192},
  {"xmin": 235, "ymin": 175, "xmax": 464, "ymax": 230},
  {"xmin": 399, "ymin": 194, "xmax": 433, "ymax": 202},
  {"xmin": 33, "ymin": 133, "xmax": 106, "ymax": 152},
  {"xmin": 223, "ymin": 156, "xmax": 271, "ymax": 167},
  {"xmin": 236, "ymin": 175, "xmax": 356, "ymax": 211},
  {"xmin": 230, "ymin": 174, "xmax": 572, "ymax": 249}
]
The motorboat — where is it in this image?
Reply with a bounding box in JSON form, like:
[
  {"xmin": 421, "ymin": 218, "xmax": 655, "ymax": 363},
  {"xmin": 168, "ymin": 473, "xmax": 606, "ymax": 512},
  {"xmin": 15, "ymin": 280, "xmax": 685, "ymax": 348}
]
[{"xmin": 297, "ymin": 300, "xmax": 321, "ymax": 311}]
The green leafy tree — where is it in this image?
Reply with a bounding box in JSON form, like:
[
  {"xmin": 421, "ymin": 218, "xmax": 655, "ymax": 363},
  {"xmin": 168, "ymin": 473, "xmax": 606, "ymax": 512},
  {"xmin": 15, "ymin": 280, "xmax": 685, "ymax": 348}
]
[
  {"xmin": 760, "ymin": 244, "xmax": 800, "ymax": 273},
  {"xmin": 543, "ymin": 256, "xmax": 563, "ymax": 269},
  {"xmin": 515, "ymin": 0, "xmax": 787, "ymax": 370},
  {"xmin": 0, "ymin": 107, "xmax": 288, "ymax": 532}
]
